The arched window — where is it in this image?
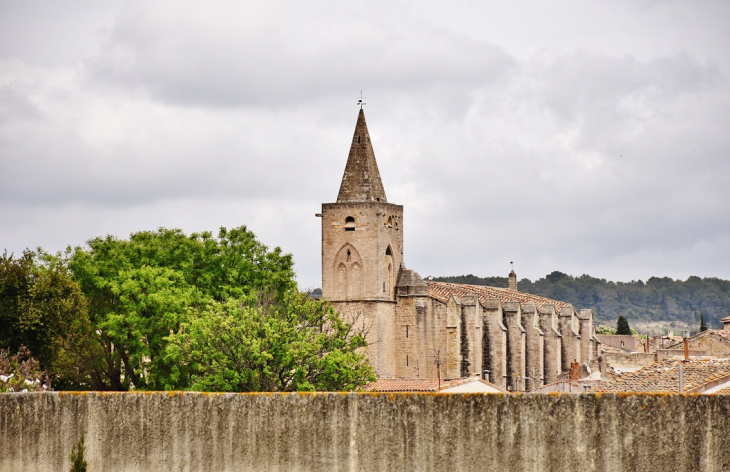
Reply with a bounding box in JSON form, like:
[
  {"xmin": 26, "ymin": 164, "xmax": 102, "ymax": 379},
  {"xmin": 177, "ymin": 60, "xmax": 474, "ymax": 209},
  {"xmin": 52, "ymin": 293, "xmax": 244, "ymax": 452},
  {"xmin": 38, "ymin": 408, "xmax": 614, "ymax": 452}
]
[
  {"xmin": 387, "ymin": 263, "xmax": 392, "ymax": 296},
  {"xmin": 344, "ymin": 216, "xmax": 355, "ymax": 231}
]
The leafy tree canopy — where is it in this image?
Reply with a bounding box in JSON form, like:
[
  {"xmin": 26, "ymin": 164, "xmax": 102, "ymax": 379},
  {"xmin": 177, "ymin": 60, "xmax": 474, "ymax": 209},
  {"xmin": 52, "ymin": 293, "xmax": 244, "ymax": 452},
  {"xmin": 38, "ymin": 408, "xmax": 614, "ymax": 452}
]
[
  {"xmin": 0, "ymin": 249, "xmax": 89, "ymax": 385},
  {"xmin": 67, "ymin": 226, "xmax": 296, "ymax": 391},
  {"xmin": 166, "ymin": 292, "xmax": 375, "ymax": 392}
]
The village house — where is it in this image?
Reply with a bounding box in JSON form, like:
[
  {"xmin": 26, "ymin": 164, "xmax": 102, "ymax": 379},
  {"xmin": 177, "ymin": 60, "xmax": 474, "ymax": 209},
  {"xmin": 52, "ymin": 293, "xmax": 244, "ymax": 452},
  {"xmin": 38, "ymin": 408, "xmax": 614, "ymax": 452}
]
[
  {"xmin": 660, "ymin": 317, "xmax": 730, "ymax": 359},
  {"xmin": 319, "ymin": 108, "xmax": 600, "ymax": 391}
]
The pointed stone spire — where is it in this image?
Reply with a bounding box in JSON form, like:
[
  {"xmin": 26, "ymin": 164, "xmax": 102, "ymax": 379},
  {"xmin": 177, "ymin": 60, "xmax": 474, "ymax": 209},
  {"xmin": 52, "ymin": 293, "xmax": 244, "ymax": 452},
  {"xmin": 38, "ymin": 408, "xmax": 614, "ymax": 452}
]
[{"xmin": 336, "ymin": 109, "xmax": 388, "ymax": 203}]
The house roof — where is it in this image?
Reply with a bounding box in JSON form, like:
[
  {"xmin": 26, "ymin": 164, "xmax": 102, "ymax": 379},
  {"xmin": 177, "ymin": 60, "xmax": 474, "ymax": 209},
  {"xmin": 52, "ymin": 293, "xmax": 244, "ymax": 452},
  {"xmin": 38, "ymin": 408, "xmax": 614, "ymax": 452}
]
[
  {"xmin": 590, "ymin": 358, "xmax": 730, "ymax": 393},
  {"xmin": 426, "ymin": 281, "xmax": 572, "ymax": 311},
  {"xmin": 665, "ymin": 329, "xmax": 730, "ymax": 350},
  {"xmin": 363, "ymin": 377, "xmax": 510, "ymax": 393},
  {"xmin": 538, "ymin": 379, "xmax": 613, "ymax": 393},
  {"xmin": 599, "ymin": 344, "xmax": 627, "ymax": 354}
]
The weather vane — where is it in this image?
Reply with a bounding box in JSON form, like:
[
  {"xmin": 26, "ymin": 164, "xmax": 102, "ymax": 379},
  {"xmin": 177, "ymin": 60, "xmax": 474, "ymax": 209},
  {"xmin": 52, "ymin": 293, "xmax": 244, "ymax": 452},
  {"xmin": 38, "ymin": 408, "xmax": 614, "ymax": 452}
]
[{"xmin": 357, "ymin": 91, "xmax": 366, "ymax": 109}]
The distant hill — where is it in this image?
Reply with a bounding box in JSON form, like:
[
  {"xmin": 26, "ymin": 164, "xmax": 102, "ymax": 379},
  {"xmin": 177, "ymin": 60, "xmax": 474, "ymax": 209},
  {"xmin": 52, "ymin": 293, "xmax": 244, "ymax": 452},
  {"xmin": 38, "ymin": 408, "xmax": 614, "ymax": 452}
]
[{"xmin": 431, "ymin": 272, "xmax": 730, "ymax": 331}]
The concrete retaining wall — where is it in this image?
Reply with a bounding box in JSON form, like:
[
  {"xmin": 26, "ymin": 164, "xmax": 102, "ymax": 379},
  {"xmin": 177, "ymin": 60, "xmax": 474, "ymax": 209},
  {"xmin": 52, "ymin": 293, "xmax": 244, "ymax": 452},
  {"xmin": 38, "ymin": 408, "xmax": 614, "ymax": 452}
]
[{"xmin": 1, "ymin": 392, "xmax": 729, "ymax": 472}]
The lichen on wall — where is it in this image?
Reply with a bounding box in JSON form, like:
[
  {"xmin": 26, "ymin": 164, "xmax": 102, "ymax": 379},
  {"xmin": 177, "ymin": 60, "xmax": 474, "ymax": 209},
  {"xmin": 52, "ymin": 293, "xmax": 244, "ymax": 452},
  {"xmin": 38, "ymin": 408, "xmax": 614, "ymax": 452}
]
[{"xmin": 1, "ymin": 392, "xmax": 729, "ymax": 472}]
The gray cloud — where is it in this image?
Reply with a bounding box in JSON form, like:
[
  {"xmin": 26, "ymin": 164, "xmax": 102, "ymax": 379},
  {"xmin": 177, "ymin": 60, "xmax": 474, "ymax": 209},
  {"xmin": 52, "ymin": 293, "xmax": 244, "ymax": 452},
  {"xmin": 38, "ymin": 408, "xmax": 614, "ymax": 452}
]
[
  {"xmin": 88, "ymin": 1, "xmax": 515, "ymax": 109},
  {"xmin": 1, "ymin": 0, "xmax": 729, "ymax": 289}
]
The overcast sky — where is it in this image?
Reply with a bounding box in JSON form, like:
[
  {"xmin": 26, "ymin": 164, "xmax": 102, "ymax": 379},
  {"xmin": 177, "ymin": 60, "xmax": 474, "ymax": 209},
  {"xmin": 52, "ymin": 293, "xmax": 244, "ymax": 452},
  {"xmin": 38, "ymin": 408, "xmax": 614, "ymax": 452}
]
[{"xmin": 1, "ymin": 0, "xmax": 729, "ymax": 289}]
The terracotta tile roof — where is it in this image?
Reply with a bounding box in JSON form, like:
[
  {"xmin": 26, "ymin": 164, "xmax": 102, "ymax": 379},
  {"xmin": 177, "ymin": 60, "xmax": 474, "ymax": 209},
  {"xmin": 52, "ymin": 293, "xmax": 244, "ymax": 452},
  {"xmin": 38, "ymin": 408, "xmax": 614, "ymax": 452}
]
[
  {"xmin": 427, "ymin": 281, "xmax": 572, "ymax": 310},
  {"xmin": 590, "ymin": 358, "xmax": 730, "ymax": 393},
  {"xmin": 364, "ymin": 378, "xmax": 464, "ymax": 392},
  {"xmin": 363, "ymin": 377, "xmax": 510, "ymax": 393},
  {"xmin": 713, "ymin": 385, "xmax": 730, "ymax": 395}
]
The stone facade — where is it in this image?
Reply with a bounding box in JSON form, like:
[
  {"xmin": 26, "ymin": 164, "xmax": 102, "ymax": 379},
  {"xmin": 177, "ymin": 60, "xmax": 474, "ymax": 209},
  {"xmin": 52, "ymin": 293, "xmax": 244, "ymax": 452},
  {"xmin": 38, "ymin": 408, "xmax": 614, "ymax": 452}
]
[
  {"xmin": 664, "ymin": 329, "xmax": 730, "ymax": 358},
  {"xmin": 320, "ymin": 109, "xmax": 600, "ymax": 390}
]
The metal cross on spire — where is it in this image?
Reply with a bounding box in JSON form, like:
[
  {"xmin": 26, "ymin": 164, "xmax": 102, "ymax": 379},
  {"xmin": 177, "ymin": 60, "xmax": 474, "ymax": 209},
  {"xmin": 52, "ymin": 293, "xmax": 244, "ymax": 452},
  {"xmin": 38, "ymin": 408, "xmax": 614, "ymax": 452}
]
[{"xmin": 357, "ymin": 91, "xmax": 366, "ymax": 109}]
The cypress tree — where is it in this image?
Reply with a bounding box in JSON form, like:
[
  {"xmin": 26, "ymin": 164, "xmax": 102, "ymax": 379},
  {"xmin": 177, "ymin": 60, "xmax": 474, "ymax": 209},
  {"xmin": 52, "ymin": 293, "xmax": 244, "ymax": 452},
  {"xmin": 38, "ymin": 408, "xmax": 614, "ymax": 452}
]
[
  {"xmin": 69, "ymin": 436, "xmax": 87, "ymax": 472},
  {"xmin": 699, "ymin": 311, "xmax": 708, "ymax": 332},
  {"xmin": 616, "ymin": 315, "xmax": 631, "ymax": 335}
]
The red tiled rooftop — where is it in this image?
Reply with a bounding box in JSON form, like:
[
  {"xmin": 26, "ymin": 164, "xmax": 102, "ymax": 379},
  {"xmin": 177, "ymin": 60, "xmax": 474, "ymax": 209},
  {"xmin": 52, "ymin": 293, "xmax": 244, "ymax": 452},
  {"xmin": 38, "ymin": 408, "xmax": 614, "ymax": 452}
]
[
  {"xmin": 427, "ymin": 281, "xmax": 572, "ymax": 310},
  {"xmin": 363, "ymin": 377, "xmax": 510, "ymax": 393},
  {"xmin": 590, "ymin": 358, "xmax": 730, "ymax": 394}
]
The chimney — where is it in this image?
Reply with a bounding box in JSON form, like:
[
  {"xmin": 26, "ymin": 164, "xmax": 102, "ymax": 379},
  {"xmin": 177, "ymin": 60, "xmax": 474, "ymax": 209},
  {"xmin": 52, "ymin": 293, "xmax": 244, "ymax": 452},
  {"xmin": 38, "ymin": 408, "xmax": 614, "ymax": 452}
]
[
  {"xmin": 508, "ymin": 262, "xmax": 517, "ymax": 291},
  {"xmin": 570, "ymin": 360, "xmax": 580, "ymax": 381},
  {"xmin": 682, "ymin": 330, "xmax": 690, "ymax": 362},
  {"xmin": 722, "ymin": 316, "xmax": 730, "ymax": 331}
]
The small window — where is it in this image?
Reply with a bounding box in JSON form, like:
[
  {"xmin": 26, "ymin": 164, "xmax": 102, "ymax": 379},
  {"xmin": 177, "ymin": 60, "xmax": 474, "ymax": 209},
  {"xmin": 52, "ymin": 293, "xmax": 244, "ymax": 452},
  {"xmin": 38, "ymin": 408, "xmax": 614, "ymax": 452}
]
[
  {"xmin": 344, "ymin": 216, "xmax": 355, "ymax": 231},
  {"xmin": 383, "ymin": 282, "xmax": 386, "ymax": 292},
  {"xmin": 406, "ymin": 325, "xmax": 409, "ymax": 338},
  {"xmin": 406, "ymin": 355, "xmax": 409, "ymax": 366},
  {"xmin": 357, "ymin": 136, "xmax": 361, "ymax": 143},
  {"xmin": 385, "ymin": 246, "xmax": 392, "ymax": 256}
]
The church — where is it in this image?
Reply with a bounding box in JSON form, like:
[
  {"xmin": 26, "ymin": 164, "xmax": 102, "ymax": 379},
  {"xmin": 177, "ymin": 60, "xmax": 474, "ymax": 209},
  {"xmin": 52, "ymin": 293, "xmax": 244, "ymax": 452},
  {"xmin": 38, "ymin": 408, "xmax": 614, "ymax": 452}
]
[{"xmin": 318, "ymin": 108, "xmax": 600, "ymax": 391}]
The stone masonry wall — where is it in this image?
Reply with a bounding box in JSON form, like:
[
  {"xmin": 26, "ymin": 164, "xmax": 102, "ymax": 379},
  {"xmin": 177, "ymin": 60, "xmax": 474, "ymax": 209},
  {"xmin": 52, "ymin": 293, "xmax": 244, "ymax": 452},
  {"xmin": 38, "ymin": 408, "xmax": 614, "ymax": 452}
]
[
  {"xmin": 333, "ymin": 300, "xmax": 396, "ymax": 377},
  {"xmin": 504, "ymin": 302, "xmax": 525, "ymax": 391},
  {"xmin": 482, "ymin": 300, "xmax": 506, "ymax": 387},
  {"xmin": 539, "ymin": 305, "xmax": 561, "ymax": 384},
  {"xmin": 521, "ymin": 303, "xmax": 544, "ymax": 388},
  {"xmin": 2, "ymin": 392, "xmax": 729, "ymax": 472},
  {"xmin": 321, "ymin": 202, "xmax": 403, "ymax": 302}
]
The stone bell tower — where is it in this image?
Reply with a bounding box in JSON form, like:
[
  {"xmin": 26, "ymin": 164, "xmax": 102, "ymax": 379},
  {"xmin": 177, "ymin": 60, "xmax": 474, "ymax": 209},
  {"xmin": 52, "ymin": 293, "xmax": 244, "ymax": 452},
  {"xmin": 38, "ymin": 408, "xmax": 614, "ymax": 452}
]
[{"xmin": 320, "ymin": 108, "xmax": 403, "ymax": 376}]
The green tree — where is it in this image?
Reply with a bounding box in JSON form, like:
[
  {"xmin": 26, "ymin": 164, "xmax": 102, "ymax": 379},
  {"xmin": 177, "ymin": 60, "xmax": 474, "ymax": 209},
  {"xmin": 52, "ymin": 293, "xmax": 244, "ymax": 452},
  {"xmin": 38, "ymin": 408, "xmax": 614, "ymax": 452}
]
[
  {"xmin": 699, "ymin": 310, "xmax": 708, "ymax": 332},
  {"xmin": 616, "ymin": 315, "xmax": 631, "ymax": 335},
  {"xmin": 594, "ymin": 325, "xmax": 616, "ymax": 335},
  {"xmin": 0, "ymin": 250, "xmax": 90, "ymax": 388},
  {"xmin": 68, "ymin": 226, "xmax": 296, "ymax": 391},
  {"xmin": 166, "ymin": 292, "xmax": 375, "ymax": 392},
  {"xmin": 69, "ymin": 436, "xmax": 87, "ymax": 472}
]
